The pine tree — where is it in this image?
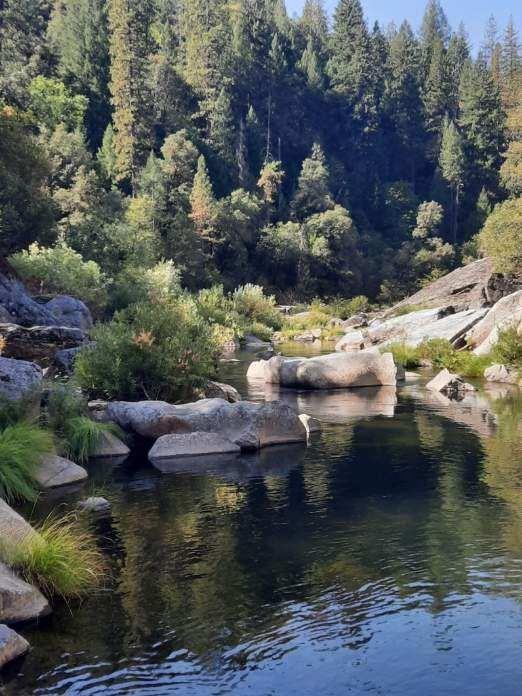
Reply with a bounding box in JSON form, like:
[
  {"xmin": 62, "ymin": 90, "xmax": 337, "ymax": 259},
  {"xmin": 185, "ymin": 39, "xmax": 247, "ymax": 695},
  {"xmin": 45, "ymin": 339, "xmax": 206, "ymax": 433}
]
[
  {"xmin": 190, "ymin": 155, "xmax": 217, "ymax": 244},
  {"xmin": 446, "ymin": 25, "xmax": 470, "ymax": 119},
  {"xmin": 482, "ymin": 15, "xmax": 499, "ymax": 69},
  {"xmin": 420, "ymin": 0, "xmax": 450, "ymax": 55},
  {"xmin": 47, "ymin": 0, "xmax": 110, "ymax": 147},
  {"xmin": 208, "ymin": 88, "xmax": 236, "ymax": 171},
  {"xmin": 292, "ymin": 143, "xmax": 333, "ymax": 221},
  {"xmin": 298, "ymin": 37, "xmax": 325, "ymax": 90},
  {"xmin": 300, "ymin": 0, "xmax": 328, "ymax": 46},
  {"xmin": 439, "ymin": 118, "xmax": 465, "ymax": 243},
  {"xmin": 502, "ymin": 16, "xmax": 521, "ymax": 108},
  {"xmin": 108, "ymin": 0, "xmax": 154, "ymax": 189}
]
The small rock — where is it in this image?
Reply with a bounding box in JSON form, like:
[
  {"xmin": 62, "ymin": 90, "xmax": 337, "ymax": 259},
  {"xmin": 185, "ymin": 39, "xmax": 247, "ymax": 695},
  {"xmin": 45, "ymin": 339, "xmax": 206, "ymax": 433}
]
[
  {"xmin": 426, "ymin": 368, "xmax": 476, "ymax": 397},
  {"xmin": 77, "ymin": 497, "xmax": 111, "ymax": 515},
  {"xmin": 335, "ymin": 330, "xmax": 366, "ymax": 352},
  {"xmin": 149, "ymin": 431, "xmax": 241, "ymax": 462},
  {"xmin": 34, "ymin": 455, "xmax": 88, "ymax": 489},
  {"xmin": 484, "ymin": 364, "xmax": 520, "ymax": 385},
  {"xmin": 203, "ymin": 380, "xmax": 241, "ymax": 403},
  {"xmin": 243, "ymin": 334, "xmax": 271, "ymax": 350},
  {"xmin": 0, "ymin": 624, "xmax": 29, "ymax": 668}
]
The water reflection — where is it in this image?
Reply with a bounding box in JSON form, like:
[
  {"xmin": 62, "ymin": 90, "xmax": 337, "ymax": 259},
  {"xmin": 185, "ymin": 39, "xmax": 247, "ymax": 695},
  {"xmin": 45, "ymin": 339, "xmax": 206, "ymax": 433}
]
[{"xmin": 5, "ymin": 357, "xmax": 522, "ymax": 695}]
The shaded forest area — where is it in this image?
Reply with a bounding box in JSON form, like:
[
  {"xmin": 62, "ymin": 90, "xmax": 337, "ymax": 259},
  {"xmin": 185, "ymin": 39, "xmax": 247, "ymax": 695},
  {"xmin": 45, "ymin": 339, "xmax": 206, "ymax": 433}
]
[{"xmin": 0, "ymin": 0, "xmax": 520, "ymax": 303}]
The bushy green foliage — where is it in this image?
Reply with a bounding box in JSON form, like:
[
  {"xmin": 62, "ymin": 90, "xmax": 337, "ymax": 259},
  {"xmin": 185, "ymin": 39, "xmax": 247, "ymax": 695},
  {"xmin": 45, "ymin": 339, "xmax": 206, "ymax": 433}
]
[
  {"xmin": 385, "ymin": 342, "xmax": 422, "ymax": 368},
  {"xmin": 418, "ymin": 339, "xmax": 492, "ymax": 377},
  {"xmin": 9, "ymin": 242, "xmax": 107, "ymax": 313},
  {"xmin": 75, "ymin": 297, "xmax": 218, "ymax": 401},
  {"xmin": 231, "ymin": 284, "xmax": 282, "ymax": 330},
  {"xmin": 109, "ymin": 261, "xmax": 181, "ymax": 313},
  {"xmin": 479, "ymin": 198, "xmax": 522, "ymax": 274},
  {"xmin": 492, "ymin": 326, "xmax": 522, "ymax": 367},
  {"xmin": 28, "ymin": 76, "xmax": 88, "ymax": 132},
  {"xmin": 2, "ymin": 513, "xmax": 105, "ymax": 599},
  {"xmin": 0, "ymin": 423, "xmax": 55, "ymax": 502}
]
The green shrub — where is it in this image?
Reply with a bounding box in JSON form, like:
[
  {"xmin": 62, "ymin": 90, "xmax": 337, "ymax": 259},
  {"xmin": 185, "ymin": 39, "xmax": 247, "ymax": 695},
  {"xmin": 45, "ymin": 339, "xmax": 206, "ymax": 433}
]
[
  {"xmin": 9, "ymin": 242, "xmax": 107, "ymax": 314},
  {"xmin": 384, "ymin": 342, "xmax": 421, "ymax": 368},
  {"xmin": 232, "ymin": 284, "xmax": 282, "ymax": 330},
  {"xmin": 479, "ymin": 198, "xmax": 522, "ymax": 274},
  {"xmin": 492, "ymin": 326, "xmax": 522, "ymax": 367},
  {"xmin": 326, "ymin": 295, "xmax": 369, "ymax": 319},
  {"xmin": 2, "ymin": 513, "xmax": 105, "ymax": 599},
  {"xmin": 418, "ymin": 339, "xmax": 491, "ymax": 378},
  {"xmin": 0, "ymin": 423, "xmax": 55, "ymax": 502},
  {"xmin": 75, "ymin": 296, "xmax": 218, "ymax": 401},
  {"xmin": 109, "ymin": 261, "xmax": 181, "ymax": 313}
]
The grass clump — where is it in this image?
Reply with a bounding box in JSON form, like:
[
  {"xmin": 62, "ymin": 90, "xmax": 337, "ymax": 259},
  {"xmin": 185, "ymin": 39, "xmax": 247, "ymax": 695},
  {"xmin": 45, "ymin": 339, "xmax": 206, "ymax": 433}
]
[
  {"xmin": 0, "ymin": 423, "xmax": 55, "ymax": 503},
  {"xmin": 390, "ymin": 303, "xmax": 428, "ymax": 318},
  {"xmin": 2, "ymin": 513, "xmax": 105, "ymax": 599},
  {"xmin": 418, "ymin": 339, "xmax": 492, "ymax": 378},
  {"xmin": 384, "ymin": 342, "xmax": 422, "ymax": 368},
  {"xmin": 492, "ymin": 326, "xmax": 522, "ymax": 368}
]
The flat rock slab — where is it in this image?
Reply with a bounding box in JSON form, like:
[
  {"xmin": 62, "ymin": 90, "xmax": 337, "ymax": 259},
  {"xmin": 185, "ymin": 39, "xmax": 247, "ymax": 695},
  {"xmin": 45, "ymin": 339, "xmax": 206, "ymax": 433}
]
[
  {"xmin": 0, "ymin": 323, "xmax": 88, "ymax": 366},
  {"xmin": 467, "ymin": 290, "xmax": 522, "ymax": 355},
  {"xmin": 149, "ymin": 431, "xmax": 241, "ymax": 462},
  {"xmin": 108, "ymin": 398, "xmax": 307, "ymax": 450},
  {"xmin": 247, "ymin": 351, "xmax": 397, "ymax": 389},
  {"xmin": 366, "ymin": 307, "xmax": 488, "ymax": 349},
  {"xmin": 0, "ymin": 624, "xmax": 29, "ymax": 668},
  {"xmin": 34, "ymin": 455, "xmax": 88, "ymax": 489},
  {"xmin": 426, "ymin": 368, "xmax": 475, "ymax": 397},
  {"xmin": 90, "ymin": 431, "xmax": 130, "ymax": 459},
  {"xmin": 0, "ymin": 356, "xmax": 42, "ymax": 402},
  {"xmin": 0, "ymin": 562, "xmax": 50, "ymax": 625}
]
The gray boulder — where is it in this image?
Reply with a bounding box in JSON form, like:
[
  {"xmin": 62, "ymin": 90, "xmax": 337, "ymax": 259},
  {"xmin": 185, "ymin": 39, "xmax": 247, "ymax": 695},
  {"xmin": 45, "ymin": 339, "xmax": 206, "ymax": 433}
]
[
  {"xmin": 335, "ymin": 330, "xmax": 365, "ymax": 352},
  {"xmin": 149, "ymin": 431, "xmax": 240, "ymax": 461},
  {"xmin": 484, "ymin": 364, "xmax": 520, "ymax": 385},
  {"xmin": 467, "ymin": 290, "xmax": 522, "ymax": 355},
  {"xmin": 0, "ymin": 563, "xmax": 50, "ymax": 625},
  {"xmin": 34, "ymin": 455, "xmax": 88, "ymax": 489},
  {"xmin": 107, "ymin": 398, "xmax": 307, "ymax": 450},
  {"xmin": 45, "ymin": 295, "xmax": 93, "ymax": 331},
  {"xmin": 203, "ymin": 380, "xmax": 241, "ymax": 403},
  {"xmin": 247, "ymin": 351, "xmax": 397, "ymax": 389},
  {"xmin": 294, "ymin": 329, "xmax": 322, "ymax": 342},
  {"xmin": 0, "ymin": 262, "xmax": 57, "ymax": 327},
  {"xmin": 242, "ymin": 334, "xmax": 272, "ymax": 350},
  {"xmin": 0, "ymin": 624, "xmax": 29, "ymax": 668},
  {"xmin": 90, "ymin": 430, "xmax": 130, "ymax": 459},
  {"xmin": 426, "ymin": 368, "xmax": 475, "ymax": 397},
  {"xmin": 0, "ymin": 499, "xmax": 38, "ymax": 545},
  {"xmin": 0, "ymin": 357, "xmax": 42, "ymax": 403}
]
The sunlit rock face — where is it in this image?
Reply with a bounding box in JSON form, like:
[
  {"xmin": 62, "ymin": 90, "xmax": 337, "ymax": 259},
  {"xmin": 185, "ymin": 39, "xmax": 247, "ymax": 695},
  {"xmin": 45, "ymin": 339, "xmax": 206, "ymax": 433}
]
[{"xmin": 247, "ymin": 352, "xmax": 397, "ymax": 389}]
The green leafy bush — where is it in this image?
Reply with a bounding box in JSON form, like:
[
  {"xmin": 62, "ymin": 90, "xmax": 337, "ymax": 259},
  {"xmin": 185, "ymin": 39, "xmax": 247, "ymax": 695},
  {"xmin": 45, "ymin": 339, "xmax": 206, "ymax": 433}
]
[
  {"xmin": 232, "ymin": 284, "xmax": 282, "ymax": 330},
  {"xmin": 384, "ymin": 342, "xmax": 422, "ymax": 368},
  {"xmin": 109, "ymin": 260, "xmax": 181, "ymax": 313},
  {"xmin": 418, "ymin": 339, "xmax": 491, "ymax": 378},
  {"xmin": 492, "ymin": 326, "xmax": 522, "ymax": 367},
  {"xmin": 326, "ymin": 295, "xmax": 369, "ymax": 319},
  {"xmin": 2, "ymin": 513, "xmax": 105, "ymax": 599},
  {"xmin": 9, "ymin": 242, "xmax": 107, "ymax": 314},
  {"xmin": 479, "ymin": 198, "xmax": 522, "ymax": 274},
  {"xmin": 0, "ymin": 423, "xmax": 55, "ymax": 502},
  {"xmin": 75, "ymin": 297, "xmax": 218, "ymax": 401}
]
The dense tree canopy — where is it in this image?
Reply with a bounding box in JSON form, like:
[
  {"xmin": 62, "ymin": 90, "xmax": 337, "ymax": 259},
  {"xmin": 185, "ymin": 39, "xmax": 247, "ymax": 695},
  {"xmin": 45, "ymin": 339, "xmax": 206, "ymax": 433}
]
[{"xmin": 0, "ymin": 0, "xmax": 520, "ymax": 301}]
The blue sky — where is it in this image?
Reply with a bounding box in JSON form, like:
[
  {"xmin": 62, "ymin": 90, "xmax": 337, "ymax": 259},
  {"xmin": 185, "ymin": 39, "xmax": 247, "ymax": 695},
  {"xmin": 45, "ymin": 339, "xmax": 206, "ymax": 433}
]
[{"xmin": 285, "ymin": 0, "xmax": 520, "ymax": 50}]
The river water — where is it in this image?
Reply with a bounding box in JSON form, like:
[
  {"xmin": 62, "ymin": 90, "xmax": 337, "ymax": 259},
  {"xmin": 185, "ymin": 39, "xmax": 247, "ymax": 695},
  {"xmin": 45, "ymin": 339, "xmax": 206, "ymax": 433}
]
[{"xmin": 4, "ymin": 345, "xmax": 522, "ymax": 695}]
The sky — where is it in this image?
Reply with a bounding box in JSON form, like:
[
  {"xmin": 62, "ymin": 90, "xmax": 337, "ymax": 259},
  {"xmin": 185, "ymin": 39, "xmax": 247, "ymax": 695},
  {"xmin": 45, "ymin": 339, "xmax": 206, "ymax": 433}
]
[{"xmin": 285, "ymin": 0, "xmax": 521, "ymax": 51}]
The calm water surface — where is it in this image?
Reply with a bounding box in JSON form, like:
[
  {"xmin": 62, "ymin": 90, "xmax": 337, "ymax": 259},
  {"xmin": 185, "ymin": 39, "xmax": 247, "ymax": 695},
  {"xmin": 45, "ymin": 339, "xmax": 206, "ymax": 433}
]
[{"xmin": 4, "ymin": 345, "xmax": 522, "ymax": 695}]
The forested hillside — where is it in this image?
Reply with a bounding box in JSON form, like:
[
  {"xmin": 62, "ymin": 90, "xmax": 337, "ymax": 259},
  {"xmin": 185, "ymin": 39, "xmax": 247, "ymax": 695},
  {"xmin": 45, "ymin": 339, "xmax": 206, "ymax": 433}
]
[{"xmin": 0, "ymin": 0, "xmax": 520, "ymax": 303}]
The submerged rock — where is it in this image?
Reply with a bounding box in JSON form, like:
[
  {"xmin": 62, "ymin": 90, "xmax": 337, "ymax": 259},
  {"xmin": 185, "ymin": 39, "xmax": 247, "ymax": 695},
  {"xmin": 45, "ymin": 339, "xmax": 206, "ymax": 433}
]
[
  {"xmin": 149, "ymin": 431, "xmax": 241, "ymax": 461},
  {"xmin": 0, "ymin": 563, "xmax": 50, "ymax": 625},
  {"xmin": 0, "ymin": 356, "xmax": 42, "ymax": 402},
  {"xmin": 108, "ymin": 398, "xmax": 307, "ymax": 450},
  {"xmin": 34, "ymin": 455, "xmax": 87, "ymax": 489},
  {"xmin": 77, "ymin": 497, "xmax": 111, "ymax": 515},
  {"xmin": 426, "ymin": 368, "xmax": 475, "ymax": 397},
  {"xmin": 247, "ymin": 351, "xmax": 397, "ymax": 389},
  {"xmin": 0, "ymin": 624, "xmax": 29, "ymax": 668}
]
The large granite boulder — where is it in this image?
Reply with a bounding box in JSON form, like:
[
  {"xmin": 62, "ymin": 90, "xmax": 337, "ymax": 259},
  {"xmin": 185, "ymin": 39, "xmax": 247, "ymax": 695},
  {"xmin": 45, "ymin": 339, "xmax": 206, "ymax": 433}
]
[
  {"xmin": 0, "ymin": 624, "xmax": 29, "ymax": 668},
  {"xmin": 335, "ymin": 330, "xmax": 366, "ymax": 352},
  {"xmin": 0, "ymin": 357, "xmax": 42, "ymax": 403},
  {"xmin": 0, "ymin": 499, "xmax": 39, "ymax": 546},
  {"xmin": 0, "ymin": 260, "xmax": 57, "ymax": 327},
  {"xmin": 0, "ymin": 563, "xmax": 50, "ymax": 625},
  {"xmin": 466, "ymin": 290, "xmax": 522, "ymax": 355},
  {"xmin": 365, "ymin": 307, "xmax": 487, "ymax": 349},
  {"xmin": 34, "ymin": 455, "xmax": 88, "ymax": 489},
  {"xmin": 45, "ymin": 295, "xmax": 93, "ymax": 331},
  {"xmin": 0, "ymin": 323, "xmax": 88, "ymax": 366},
  {"xmin": 385, "ymin": 257, "xmax": 520, "ymax": 315},
  {"xmin": 149, "ymin": 431, "xmax": 241, "ymax": 462},
  {"xmin": 426, "ymin": 368, "xmax": 475, "ymax": 397},
  {"xmin": 107, "ymin": 398, "xmax": 307, "ymax": 450},
  {"xmin": 247, "ymin": 351, "xmax": 397, "ymax": 389}
]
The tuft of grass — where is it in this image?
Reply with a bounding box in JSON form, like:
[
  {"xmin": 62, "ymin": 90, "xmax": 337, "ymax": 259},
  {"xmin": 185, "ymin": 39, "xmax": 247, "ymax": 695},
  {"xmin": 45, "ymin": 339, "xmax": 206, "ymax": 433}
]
[
  {"xmin": 0, "ymin": 393, "xmax": 39, "ymax": 430},
  {"xmin": 2, "ymin": 513, "xmax": 106, "ymax": 599},
  {"xmin": 384, "ymin": 342, "xmax": 422, "ymax": 368},
  {"xmin": 63, "ymin": 416, "xmax": 122, "ymax": 463},
  {"xmin": 390, "ymin": 303, "xmax": 428, "ymax": 318},
  {"xmin": 0, "ymin": 423, "xmax": 55, "ymax": 503},
  {"xmin": 418, "ymin": 338, "xmax": 492, "ymax": 378},
  {"xmin": 492, "ymin": 326, "xmax": 522, "ymax": 368}
]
